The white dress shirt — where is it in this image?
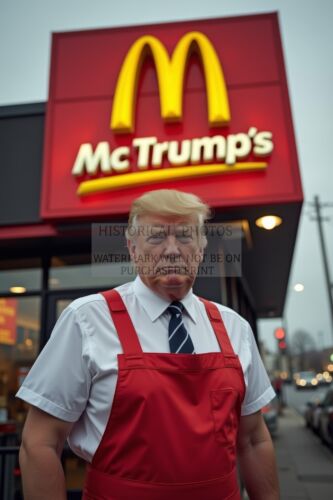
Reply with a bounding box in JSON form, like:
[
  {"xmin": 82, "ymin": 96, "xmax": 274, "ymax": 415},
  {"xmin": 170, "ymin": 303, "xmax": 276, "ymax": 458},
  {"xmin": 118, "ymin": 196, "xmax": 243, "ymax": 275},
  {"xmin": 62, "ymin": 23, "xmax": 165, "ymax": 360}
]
[{"xmin": 16, "ymin": 276, "xmax": 275, "ymax": 463}]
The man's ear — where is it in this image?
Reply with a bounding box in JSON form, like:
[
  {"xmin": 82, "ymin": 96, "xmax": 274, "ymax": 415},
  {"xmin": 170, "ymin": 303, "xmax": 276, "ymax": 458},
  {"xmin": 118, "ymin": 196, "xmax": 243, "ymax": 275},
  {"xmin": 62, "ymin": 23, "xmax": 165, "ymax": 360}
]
[
  {"xmin": 127, "ymin": 239, "xmax": 136, "ymax": 261},
  {"xmin": 199, "ymin": 233, "xmax": 209, "ymax": 263},
  {"xmin": 198, "ymin": 247, "xmax": 204, "ymax": 264}
]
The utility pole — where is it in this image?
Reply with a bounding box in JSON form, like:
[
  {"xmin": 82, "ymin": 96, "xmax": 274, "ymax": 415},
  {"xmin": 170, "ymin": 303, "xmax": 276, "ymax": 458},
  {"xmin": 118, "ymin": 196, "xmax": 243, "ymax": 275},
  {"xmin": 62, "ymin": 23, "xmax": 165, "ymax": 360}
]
[{"xmin": 311, "ymin": 196, "xmax": 333, "ymax": 341}]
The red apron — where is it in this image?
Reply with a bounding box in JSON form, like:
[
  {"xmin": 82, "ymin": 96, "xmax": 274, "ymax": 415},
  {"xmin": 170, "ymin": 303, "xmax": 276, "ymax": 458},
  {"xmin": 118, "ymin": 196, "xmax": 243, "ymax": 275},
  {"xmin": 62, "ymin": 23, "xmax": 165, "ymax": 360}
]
[{"xmin": 83, "ymin": 289, "xmax": 246, "ymax": 500}]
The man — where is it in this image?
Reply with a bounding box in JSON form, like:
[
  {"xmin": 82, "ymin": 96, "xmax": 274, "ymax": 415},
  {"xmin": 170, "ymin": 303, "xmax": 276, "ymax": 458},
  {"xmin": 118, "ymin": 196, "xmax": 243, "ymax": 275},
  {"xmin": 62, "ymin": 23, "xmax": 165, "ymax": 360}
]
[{"xmin": 17, "ymin": 189, "xmax": 279, "ymax": 499}]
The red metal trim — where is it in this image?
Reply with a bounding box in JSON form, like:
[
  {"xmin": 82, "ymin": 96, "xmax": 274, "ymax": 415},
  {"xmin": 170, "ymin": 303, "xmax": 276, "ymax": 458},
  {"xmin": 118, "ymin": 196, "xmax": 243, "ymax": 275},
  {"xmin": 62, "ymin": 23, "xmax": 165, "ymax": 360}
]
[{"xmin": 0, "ymin": 224, "xmax": 58, "ymax": 240}]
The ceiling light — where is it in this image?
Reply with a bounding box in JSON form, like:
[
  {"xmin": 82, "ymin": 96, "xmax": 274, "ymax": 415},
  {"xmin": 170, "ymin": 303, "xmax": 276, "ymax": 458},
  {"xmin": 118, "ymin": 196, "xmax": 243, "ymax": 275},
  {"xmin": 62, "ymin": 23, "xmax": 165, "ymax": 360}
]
[
  {"xmin": 10, "ymin": 286, "xmax": 26, "ymax": 294},
  {"xmin": 255, "ymin": 215, "xmax": 282, "ymax": 230}
]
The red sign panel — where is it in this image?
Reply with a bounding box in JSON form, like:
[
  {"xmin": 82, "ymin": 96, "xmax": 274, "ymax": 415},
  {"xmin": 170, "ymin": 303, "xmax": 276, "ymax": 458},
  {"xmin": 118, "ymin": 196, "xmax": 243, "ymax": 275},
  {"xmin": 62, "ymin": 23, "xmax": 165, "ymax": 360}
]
[
  {"xmin": 41, "ymin": 13, "xmax": 302, "ymax": 220},
  {"xmin": 0, "ymin": 298, "xmax": 17, "ymax": 345}
]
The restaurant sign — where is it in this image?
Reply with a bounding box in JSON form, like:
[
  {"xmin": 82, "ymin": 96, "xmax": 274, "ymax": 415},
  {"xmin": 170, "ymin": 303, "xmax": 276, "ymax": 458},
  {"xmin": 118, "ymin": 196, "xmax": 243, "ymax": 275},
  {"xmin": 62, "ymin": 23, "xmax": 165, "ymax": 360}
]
[{"xmin": 41, "ymin": 14, "xmax": 301, "ymax": 219}]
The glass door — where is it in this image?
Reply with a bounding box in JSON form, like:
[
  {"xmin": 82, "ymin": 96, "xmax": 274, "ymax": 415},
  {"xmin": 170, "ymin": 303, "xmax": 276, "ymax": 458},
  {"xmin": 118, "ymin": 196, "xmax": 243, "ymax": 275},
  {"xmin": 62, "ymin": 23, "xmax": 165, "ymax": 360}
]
[{"xmin": 46, "ymin": 289, "xmax": 102, "ymax": 498}]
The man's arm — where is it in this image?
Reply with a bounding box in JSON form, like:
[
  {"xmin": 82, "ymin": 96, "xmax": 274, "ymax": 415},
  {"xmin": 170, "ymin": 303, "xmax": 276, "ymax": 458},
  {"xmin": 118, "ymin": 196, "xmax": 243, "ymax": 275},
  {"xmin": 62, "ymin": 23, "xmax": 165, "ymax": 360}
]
[
  {"xmin": 19, "ymin": 405, "xmax": 74, "ymax": 500},
  {"xmin": 237, "ymin": 410, "xmax": 279, "ymax": 500}
]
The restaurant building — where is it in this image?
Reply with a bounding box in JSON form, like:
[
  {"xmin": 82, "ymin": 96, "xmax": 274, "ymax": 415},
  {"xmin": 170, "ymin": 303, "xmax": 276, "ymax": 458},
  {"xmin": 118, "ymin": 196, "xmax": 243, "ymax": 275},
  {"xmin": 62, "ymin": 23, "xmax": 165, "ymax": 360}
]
[{"xmin": 0, "ymin": 12, "xmax": 302, "ymax": 496}]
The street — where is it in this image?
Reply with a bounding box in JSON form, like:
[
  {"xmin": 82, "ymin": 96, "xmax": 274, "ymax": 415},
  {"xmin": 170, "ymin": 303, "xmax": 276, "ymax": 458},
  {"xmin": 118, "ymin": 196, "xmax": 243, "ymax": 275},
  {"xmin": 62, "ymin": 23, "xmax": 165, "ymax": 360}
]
[
  {"xmin": 271, "ymin": 384, "xmax": 333, "ymax": 500},
  {"xmin": 283, "ymin": 383, "xmax": 328, "ymax": 415}
]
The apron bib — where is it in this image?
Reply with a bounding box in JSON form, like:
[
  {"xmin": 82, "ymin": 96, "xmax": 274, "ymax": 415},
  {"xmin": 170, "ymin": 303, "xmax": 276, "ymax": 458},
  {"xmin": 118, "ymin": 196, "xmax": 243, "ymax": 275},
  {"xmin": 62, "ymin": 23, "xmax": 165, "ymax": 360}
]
[{"xmin": 83, "ymin": 289, "xmax": 246, "ymax": 500}]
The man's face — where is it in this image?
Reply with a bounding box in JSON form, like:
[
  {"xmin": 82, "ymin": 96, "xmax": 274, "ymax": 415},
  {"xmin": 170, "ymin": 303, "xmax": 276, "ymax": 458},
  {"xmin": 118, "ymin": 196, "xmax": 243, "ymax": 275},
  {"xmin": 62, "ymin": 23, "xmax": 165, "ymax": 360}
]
[{"xmin": 127, "ymin": 214, "xmax": 205, "ymax": 300}]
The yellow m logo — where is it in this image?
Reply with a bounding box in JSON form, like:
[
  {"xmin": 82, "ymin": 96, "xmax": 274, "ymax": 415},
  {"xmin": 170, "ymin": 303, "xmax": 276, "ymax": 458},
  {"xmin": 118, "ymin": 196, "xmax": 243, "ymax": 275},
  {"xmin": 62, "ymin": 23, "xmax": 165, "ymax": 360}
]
[{"xmin": 111, "ymin": 31, "xmax": 231, "ymax": 133}]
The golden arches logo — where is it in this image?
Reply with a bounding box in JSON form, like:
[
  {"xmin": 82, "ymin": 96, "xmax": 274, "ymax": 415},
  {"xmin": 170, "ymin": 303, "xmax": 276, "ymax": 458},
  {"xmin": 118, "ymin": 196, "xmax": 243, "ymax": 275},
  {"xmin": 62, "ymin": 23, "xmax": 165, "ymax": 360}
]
[
  {"xmin": 72, "ymin": 32, "xmax": 272, "ymax": 197},
  {"xmin": 110, "ymin": 31, "xmax": 231, "ymax": 133}
]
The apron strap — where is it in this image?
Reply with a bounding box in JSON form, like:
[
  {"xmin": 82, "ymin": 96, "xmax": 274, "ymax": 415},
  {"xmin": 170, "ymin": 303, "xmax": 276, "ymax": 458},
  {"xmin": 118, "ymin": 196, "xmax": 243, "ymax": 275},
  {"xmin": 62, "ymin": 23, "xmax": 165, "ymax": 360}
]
[
  {"xmin": 199, "ymin": 298, "xmax": 235, "ymax": 357},
  {"xmin": 102, "ymin": 289, "xmax": 235, "ymax": 358},
  {"xmin": 101, "ymin": 289, "xmax": 144, "ymax": 356}
]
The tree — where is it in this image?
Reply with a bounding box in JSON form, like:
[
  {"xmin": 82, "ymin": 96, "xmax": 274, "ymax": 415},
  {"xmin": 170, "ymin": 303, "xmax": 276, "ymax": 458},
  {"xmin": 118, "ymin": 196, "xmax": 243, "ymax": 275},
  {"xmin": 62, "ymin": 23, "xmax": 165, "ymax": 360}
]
[{"xmin": 291, "ymin": 330, "xmax": 317, "ymax": 371}]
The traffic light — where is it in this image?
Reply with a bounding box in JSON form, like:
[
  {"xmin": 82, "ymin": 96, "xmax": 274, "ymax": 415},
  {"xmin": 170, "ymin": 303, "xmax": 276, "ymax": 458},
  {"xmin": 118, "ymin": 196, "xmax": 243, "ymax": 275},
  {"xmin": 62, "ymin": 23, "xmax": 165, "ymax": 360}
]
[
  {"xmin": 278, "ymin": 340, "xmax": 287, "ymax": 350},
  {"xmin": 274, "ymin": 328, "xmax": 287, "ymax": 353},
  {"xmin": 274, "ymin": 328, "xmax": 285, "ymax": 341}
]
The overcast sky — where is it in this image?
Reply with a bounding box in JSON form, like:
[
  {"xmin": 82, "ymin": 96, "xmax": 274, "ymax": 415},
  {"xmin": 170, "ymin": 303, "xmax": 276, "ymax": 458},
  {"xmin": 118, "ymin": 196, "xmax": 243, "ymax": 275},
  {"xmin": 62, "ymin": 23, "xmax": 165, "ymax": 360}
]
[{"xmin": 1, "ymin": 0, "xmax": 333, "ymax": 352}]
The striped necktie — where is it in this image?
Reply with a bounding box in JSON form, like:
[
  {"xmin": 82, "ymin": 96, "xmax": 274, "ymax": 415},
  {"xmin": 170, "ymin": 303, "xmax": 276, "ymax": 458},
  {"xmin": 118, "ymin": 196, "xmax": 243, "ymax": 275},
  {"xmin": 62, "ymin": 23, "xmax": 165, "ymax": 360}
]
[{"xmin": 167, "ymin": 301, "xmax": 195, "ymax": 354}]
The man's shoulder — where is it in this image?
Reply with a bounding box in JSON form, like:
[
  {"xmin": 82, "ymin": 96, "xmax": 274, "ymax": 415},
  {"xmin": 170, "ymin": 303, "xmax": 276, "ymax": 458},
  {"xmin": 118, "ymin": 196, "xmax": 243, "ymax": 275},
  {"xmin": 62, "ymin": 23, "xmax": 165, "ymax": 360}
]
[
  {"xmin": 68, "ymin": 293, "xmax": 105, "ymax": 312},
  {"xmin": 194, "ymin": 295, "xmax": 249, "ymax": 329},
  {"xmin": 68, "ymin": 281, "xmax": 134, "ymax": 313}
]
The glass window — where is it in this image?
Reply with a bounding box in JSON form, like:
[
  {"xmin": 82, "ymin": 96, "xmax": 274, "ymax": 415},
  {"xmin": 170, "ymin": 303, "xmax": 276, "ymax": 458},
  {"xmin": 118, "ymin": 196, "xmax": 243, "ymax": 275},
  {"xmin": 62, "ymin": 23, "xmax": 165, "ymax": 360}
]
[
  {"xmin": 49, "ymin": 254, "xmax": 133, "ymax": 290},
  {"xmin": 0, "ymin": 258, "xmax": 42, "ymax": 293},
  {"xmin": 56, "ymin": 299, "xmax": 73, "ymax": 318},
  {"xmin": 0, "ymin": 296, "xmax": 41, "ymax": 426}
]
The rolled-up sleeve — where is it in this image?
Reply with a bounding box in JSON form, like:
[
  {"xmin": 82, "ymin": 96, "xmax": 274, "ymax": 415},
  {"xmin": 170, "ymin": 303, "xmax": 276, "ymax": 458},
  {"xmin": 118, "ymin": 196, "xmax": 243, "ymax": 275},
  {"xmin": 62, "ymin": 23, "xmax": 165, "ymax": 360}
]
[
  {"xmin": 16, "ymin": 305, "xmax": 92, "ymax": 422},
  {"xmin": 241, "ymin": 323, "xmax": 275, "ymax": 416}
]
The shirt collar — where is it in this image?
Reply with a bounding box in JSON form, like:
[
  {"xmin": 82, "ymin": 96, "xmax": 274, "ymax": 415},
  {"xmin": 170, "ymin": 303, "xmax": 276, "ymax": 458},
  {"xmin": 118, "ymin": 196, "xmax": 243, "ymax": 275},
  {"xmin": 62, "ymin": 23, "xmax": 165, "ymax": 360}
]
[{"xmin": 133, "ymin": 276, "xmax": 197, "ymax": 324}]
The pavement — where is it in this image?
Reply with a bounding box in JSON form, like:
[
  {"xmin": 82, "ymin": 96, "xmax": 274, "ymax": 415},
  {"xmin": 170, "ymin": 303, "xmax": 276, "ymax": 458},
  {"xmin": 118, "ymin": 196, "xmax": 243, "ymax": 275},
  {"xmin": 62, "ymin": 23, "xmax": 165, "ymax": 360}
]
[{"xmin": 273, "ymin": 406, "xmax": 333, "ymax": 500}]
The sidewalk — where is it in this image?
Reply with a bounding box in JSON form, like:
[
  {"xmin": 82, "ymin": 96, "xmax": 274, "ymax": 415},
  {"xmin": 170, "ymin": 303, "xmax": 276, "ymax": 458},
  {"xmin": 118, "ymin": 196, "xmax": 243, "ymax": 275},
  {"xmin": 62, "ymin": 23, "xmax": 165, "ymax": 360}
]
[{"xmin": 274, "ymin": 406, "xmax": 333, "ymax": 500}]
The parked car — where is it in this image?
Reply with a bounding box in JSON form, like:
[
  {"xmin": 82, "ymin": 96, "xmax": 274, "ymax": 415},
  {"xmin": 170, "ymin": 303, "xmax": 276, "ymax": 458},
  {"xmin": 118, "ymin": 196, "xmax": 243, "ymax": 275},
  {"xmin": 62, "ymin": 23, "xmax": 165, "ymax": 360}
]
[
  {"xmin": 262, "ymin": 397, "xmax": 278, "ymax": 436},
  {"xmin": 318, "ymin": 388, "xmax": 333, "ymax": 450},
  {"xmin": 304, "ymin": 395, "xmax": 325, "ymax": 433},
  {"xmin": 294, "ymin": 371, "xmax": 318, "ymax": 390}
]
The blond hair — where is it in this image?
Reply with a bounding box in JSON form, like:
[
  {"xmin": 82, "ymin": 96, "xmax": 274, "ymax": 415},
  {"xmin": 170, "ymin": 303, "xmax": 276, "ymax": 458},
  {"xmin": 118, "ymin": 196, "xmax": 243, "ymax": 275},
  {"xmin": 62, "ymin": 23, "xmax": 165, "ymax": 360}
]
[{"xmin": 126, "ymin": 189, "xmax": 211, "ymax": 242}]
